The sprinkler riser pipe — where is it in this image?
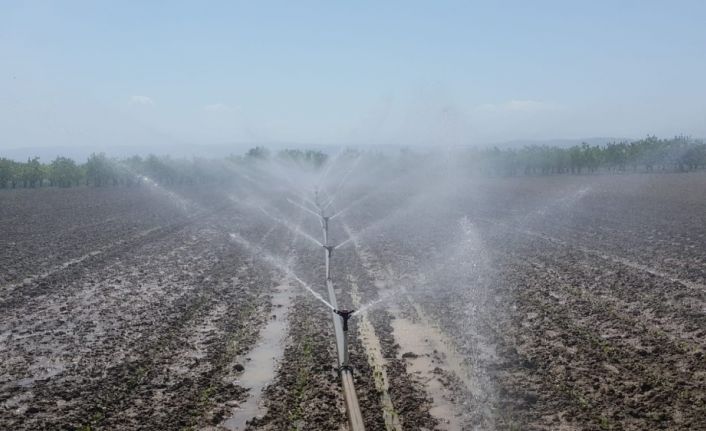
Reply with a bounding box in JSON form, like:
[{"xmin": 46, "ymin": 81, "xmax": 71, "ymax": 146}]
[
  {"xmin": 334, "ymin": 309, "xmax": 354, "ymax": 368},
  {"xmin": 322, "ymin": 216, "xmax": 329, "ymax": 234},
  {"xmin": 341, "ymin": 330, "xmax": 349, "ymax": 367},
  {"xmin": 324, "ymin": 245, "xmax": 332, "ymax": 279}
]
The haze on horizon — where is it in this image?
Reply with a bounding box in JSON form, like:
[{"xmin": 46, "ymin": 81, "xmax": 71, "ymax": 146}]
[{"xmin": 2, "ymin": 0, "xmax": 705, "ymax": 154}]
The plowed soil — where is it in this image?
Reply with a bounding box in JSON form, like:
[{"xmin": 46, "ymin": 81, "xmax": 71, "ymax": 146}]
[{"xmin": 2, "ymin": 172, "xmax": 705, "ymax": 430}]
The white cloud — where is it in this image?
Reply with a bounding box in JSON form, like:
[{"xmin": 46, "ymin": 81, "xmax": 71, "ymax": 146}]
[
  {"xmin": 130, "ymin": 95, "xmax": 154, "ymax": 105},
  {"xmin": 476, "ymin": 99, "xmax": 562, "ymax": 113}
]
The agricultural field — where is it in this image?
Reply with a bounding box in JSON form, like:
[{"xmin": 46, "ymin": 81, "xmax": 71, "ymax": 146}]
[{"xmin": 1, "ymin": 168, "xmax": 705, "ymax": 430}]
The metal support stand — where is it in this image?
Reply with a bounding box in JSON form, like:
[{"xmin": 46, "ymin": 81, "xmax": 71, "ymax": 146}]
[
  {"xmin": 283, "ymin": 189, "xmax": 364, "ymax": 430},
  {"xmin": 323, "ymin": 245, "xmax": 335, "ymax": 257},
  {"xmin": 334, "ymin": 309, "xmax": 355, "ymax": 370},
  {"xmin": 314, "ymin": 194, "xmax": 365, "ymax": 431}
]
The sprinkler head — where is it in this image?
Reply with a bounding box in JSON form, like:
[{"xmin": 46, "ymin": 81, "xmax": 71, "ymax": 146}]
[{"xmin": 334, "ymin": 309, "xmax": 355, "ymax": 331}]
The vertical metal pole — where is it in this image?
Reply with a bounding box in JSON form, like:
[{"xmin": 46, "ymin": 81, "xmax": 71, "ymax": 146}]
[
  {"xmin": 334, "ymin": 309, "xmax": 354, "ymax": 369},
  {"xmin": 314, "ymin": 195, "xmax": 364, "ymax": 430},
  {"xmin": 322, "ymin": 216, "xmax": 328, "ymax": 245},
  {"xmin": 341, "ymin": 332, "xmax": 349, "ymax": 367},
  {"xmin": 325, "ymin": 247, "xmax": 331, "ymax": 280}
]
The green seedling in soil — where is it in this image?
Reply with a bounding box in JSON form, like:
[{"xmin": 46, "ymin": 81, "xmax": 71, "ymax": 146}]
[
  {"xmin": 127, "ymin": 365, "xmax": 147, "ymax": 390},
  {"xmin": 507, "ymin": 420, "xmax": 522, "ymax": 431},
  {"xmin": 284, "ymin": 315, "xmax": 317, "ymax": 430},
  {"xmin": 598, "ymin": 414, "xmax": 613, "ymax": 430},
  {"xmin": 78, "ymin": 409, "xmax": 105, "ymax": 431}
]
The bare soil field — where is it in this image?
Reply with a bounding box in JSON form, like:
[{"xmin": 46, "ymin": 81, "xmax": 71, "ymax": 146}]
[
  {"xmin": 335, "ymin": 172, "xmax": 706, "ymax": 430},
  {"xmin": 1, "ymin": 172, "xmax": 705, "ymax": 430}
]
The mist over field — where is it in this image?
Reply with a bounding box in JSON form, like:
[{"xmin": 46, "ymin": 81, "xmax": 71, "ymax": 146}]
[
  {"xmin": 1, "ymin": 147, "xmax": 705, "ymax": 430},
  {"xmin": 2, "ymin": 1, "xmax": 706, "ymax": 430}
]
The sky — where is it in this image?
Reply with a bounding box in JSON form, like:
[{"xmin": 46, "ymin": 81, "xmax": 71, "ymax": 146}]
[{"xmin": 2, "ymin": 0, "xmax": 706, "ymax": 154}]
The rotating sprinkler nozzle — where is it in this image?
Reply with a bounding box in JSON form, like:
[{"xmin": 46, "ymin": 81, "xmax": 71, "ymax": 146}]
[{"xmin": 334, "ymin": 309, "xmax": 355, "ymax": 331}]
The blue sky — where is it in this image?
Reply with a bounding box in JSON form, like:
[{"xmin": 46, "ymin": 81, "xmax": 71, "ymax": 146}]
[{"xmin": 2, "ymin": 0, "xmax": 705, "ymax": 151}]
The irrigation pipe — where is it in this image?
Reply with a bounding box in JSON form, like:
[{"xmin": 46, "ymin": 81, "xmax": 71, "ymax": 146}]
[{"xmin": 289, "ymin": 191, "xmax": 366, "ymax": 431}]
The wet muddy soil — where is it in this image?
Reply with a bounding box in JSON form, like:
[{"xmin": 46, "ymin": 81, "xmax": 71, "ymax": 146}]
[
  {"xmin": 336, "ymin": 172, "xmax": 706, "ymax": 430},
  {"xmin": 3, "ymin": 172, "xmax": 706, "ymax": 430}
]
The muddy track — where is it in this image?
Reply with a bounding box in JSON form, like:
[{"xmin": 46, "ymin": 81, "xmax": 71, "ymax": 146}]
[
  {"xmin": 339, "ymin": 250, "xmax": 434, "ymax": 431},
  {"xmin": 344, "ymin": 238, "xmax": 494, "ymax": 430},
  {"xmin": 327, "ymin": 231, "xmax": 448, "ymax": 430},
  {"xmin": 245, "ymin": 295, "xmax": 346, "ymax": 430}
]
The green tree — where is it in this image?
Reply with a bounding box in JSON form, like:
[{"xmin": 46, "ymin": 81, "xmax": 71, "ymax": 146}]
[
  {"xmin": 50, "ymin": 156, "xmax": 82, "ymax": 187},
  {"xmin": 245, "ymin": 146, "xmax": 270, "ymax": 160},
  {"xmin": 85, "ymin": 153, "xmax": 112, "ymax": 186},
  {"xmin": 0, "ymin": 158, "xmax": 12, "ymax": 188},
  {"xmin": 21, "ymin": 157, "xmax": 44, "ymax": 187}
]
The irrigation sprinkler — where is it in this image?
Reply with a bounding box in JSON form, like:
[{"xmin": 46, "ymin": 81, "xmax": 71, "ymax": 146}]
[
  {"xmin": 334, "ymin": 309, "xmax": 355, "ymax": 331},
  {"xmin": 323, "ymin": 244, "xmax": 335, "ymax": 257},
  {"xmin": 334, "ymin": 309, "xmax": 355, "ymax": 369},
  {"xmin": 280, "ymin": 178, "xmax": 364, "ymax": 429}
]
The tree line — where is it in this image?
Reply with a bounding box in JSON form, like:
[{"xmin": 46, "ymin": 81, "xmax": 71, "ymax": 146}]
[
  {"xmin": 0, "ymin": 147, "xmax": 329, "ymax": 189},
  {"xmin": 464, "ymin": 135, "xmax": 706, "ymax": 176},
  {"xmin": 1, "ymin": 136, "xmax": 704, "ymax": 189}
]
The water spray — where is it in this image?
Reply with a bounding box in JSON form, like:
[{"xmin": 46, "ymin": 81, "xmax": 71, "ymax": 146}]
[
  {"xmin": 282, "ymin": 177, "xmax": 365, "ymax": 429},
  {"xmin": 286, "ymin": 198, "xmax": 320, "ymax": 219},
  {"xmin": 314, "ymin": 188, "xmax": 321, "ymax": 208}
]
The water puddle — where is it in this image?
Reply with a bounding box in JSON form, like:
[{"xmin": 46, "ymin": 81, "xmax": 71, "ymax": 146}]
[
  {"xmin": 222, "ymin": 281, "xmax": 293, "ymax": 430},
  {"xmin": 390, "ymin": 301, "xmax": 472, "ymax": 431},
  {"xmin": 11, "ymin": 357, "xmax": 66, "ymax": 388},
  {"xmin": 349, "ymin": 276, "xmax": 402, "ymax": 431}
]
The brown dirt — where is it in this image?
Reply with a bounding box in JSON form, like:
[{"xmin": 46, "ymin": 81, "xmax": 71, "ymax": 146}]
[{"xmin": 2, "ymin": 172, "xmax": 706, "ymax": 430}]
